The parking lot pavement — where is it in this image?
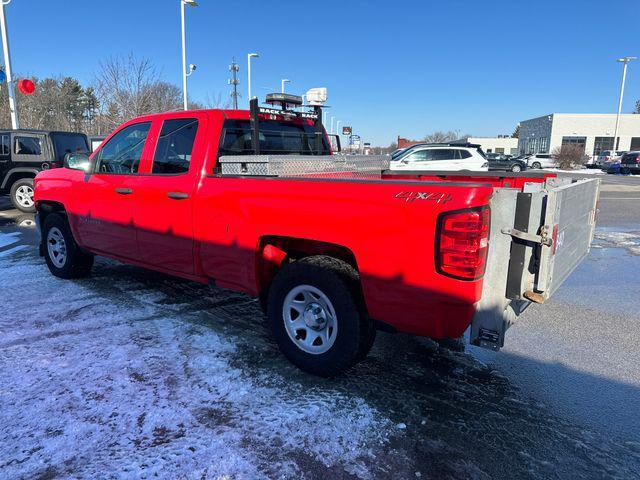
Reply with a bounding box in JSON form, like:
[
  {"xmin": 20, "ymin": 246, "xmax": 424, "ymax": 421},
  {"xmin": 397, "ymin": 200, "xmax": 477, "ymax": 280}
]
[{"xmin": 1, "ymin": 177, "xmax": 640, "ymax": 479}]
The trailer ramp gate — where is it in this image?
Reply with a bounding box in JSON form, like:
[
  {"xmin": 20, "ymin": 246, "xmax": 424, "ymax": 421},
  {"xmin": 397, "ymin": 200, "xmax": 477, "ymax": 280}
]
[{"xmin": 471, "ymin": 177, "xmax": 600, "ymax": 350}]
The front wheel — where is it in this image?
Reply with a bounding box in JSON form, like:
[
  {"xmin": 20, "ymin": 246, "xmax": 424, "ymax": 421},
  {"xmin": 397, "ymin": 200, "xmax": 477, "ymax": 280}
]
[
  {"xmin": 267, "ymin": 256, "xmax": 374, "ymax": 377},
  {"xmin": 531, "ymin": 162, "xmax": 542, "ymax": 169},
  {"xmin": 43, "ymin": 213, "xmax": 94, "ymax": 279},
  {"xmin": 10, "ymin": 178, "xmax": 36, "ymax": 213},
  {"xmin": 511, "ymin": 164, "xmax": 522, "ymax": 172}
]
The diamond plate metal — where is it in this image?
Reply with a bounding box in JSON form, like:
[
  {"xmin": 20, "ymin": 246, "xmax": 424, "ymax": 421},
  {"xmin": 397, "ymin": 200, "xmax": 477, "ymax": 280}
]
[{"xmin": 218, "ymin": 155, "xmax": 390, "ymax": 177}]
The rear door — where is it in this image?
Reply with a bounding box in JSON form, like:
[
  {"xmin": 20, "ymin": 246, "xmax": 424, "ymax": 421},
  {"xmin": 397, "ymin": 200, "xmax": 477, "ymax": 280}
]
[
  {"xmin": 133, "ymin": 116, "xmax": 203, "ymax": 274},
  {"xmin": 75, "ymin": 122, "xmax": 152, "ymax": 259}
]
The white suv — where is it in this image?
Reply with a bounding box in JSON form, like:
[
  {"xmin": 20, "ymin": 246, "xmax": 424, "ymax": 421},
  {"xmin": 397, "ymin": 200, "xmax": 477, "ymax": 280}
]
[
  {"xmin": 525, "ymin": 153, "xmax": 555, "ymax": 169},
  {"xmin": 390, "ymin": 144, "xmax": 488, "ymax": 171}
]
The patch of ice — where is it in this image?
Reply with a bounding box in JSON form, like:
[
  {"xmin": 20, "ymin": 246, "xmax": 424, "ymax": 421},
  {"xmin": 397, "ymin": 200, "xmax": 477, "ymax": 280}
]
[{"xmin": 594, "ymin": 231, "xmax": 640, "ymax": 255}]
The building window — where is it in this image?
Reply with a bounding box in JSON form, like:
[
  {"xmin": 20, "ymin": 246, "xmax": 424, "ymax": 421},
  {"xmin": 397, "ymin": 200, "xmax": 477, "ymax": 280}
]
[
  {"xmin": 539, "ymin": 137, "xmax": 549, "ymax": 153},
  {"xmin": 561, "ymin": 136, "xmax": 586, "ymax": 152},
  {"xmin": 593, "ymin": 137, "xmax": 614, "ymax": 156},
  {"xmin": 495, "ymin": 147, "xmax": 504, "ymax": 154},
  {"xmin": 631, "ymin": 137, "xmax": 640, "ymax": 151}
]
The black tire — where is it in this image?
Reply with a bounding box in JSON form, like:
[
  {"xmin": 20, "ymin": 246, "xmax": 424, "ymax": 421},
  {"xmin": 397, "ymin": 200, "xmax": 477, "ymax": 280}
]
[
  {"xmin": 531, "ymin": 162, "xmax": 542, "ymax": 169},
  {"xmin": 511, "ymin": 164, "xmax": 522, "ymax": 173},
  {"xmin": 267, "ymin": 256, "xmax": 374, "ymax": 377},
  {"xmin": 10, "ymin": 178, "xmax": 36, "ymax": 213},
  {"xmin": 43, "ymin": 213, "xmax": 94, "ymax": 279}
]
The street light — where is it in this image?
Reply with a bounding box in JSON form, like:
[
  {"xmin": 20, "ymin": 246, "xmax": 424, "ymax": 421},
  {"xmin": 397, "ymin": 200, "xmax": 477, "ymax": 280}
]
[
  {"xmin": 330, "ymin": 116, "xmax": 335, "ymax": 134},
  {"xmin": 0, "ymin": 0, "xmax": 19, "ymax": 129},
  {"xmin": 613, "ymin": 56, "xmax": 636, "ymax": 151},
  {"xmin": 281, "ymin": 78, "xmax": 290, "ymax": 93},
  {"xmin": 247, "ymin": 53, "xmax": 259, "ymax": 104},
  {"xmin": 180, "ymin": 0, "xmax": 198, "ymax": 111},
  {"xmin": 336, "ymin": 120, "xmax": 342, "ymax": 135}
]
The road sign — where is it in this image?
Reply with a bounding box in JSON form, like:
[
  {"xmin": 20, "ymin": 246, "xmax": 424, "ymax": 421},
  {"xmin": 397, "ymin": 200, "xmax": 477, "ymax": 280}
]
[{"xmin": 342, "ymin": 126, "xmax": 352, "ymax": 135}]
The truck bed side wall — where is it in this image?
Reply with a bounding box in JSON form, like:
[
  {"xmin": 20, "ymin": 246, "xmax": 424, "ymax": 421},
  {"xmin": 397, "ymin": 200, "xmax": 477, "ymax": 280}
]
[{"xmin": 193, "ymin": 176, "xmax": 494, "ymax": 338}]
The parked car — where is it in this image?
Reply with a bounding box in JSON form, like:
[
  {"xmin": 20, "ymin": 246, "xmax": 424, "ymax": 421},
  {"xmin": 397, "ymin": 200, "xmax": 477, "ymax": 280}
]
[
  {"xmin": 390, "ymin": 148, "xmax": 407, "ymax": 160},
  {"xmin": 488, "ymin": 156, "xmax": 527, "ymax": 172},
  {"xmin": 390, "ymin": 143, "xmax": 488, "ymax": 171},
  {"xmin": 619, "ymin": 151, "xmax": 640, "ymax": 174},
  {"xmin": 595, "ymin": 150, "xmax": 625, "ymax": 169},
  {"xmin": 0, "ymin": 129, "xmax": 89, "ymax": 212},
  {"xmin": 525, "ymin": 153, "xmax": 555, "ymax": 169},
  {"xmin": 34, "ymin": 104, "xmax": 599, "ymax": 376}
]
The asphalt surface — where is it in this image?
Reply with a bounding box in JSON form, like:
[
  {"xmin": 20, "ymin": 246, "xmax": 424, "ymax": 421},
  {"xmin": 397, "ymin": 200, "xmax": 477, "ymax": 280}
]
[{"xmin": 1, "ymin": 172, "xmax": 639, "ymax": 479}]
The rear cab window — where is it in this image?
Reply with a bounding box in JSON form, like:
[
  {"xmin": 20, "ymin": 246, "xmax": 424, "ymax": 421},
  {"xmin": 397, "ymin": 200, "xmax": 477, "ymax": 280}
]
[{"xmin": 218, "ymin": 119, "xmax": 330, "ymax": 165}]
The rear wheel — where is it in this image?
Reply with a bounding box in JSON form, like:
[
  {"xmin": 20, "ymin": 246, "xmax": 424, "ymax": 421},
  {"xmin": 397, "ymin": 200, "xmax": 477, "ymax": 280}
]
[
  {"xmin": 10, "ymin": 178, "xmax": 36, "ymax": 213},
  {"xmin": 531, "ymin": 161, "xmax": 542, "ymax": 169},
  {"xmin": 511, "ymin": 164, "xmax": 522, "ymax": 172},
  {"xmin": 43, "ymin": 213, "xmax": 94, "ymax": 278},
  {"xmin": 267, "ymin": 256, "xmax": 374, "ymax": 376}
]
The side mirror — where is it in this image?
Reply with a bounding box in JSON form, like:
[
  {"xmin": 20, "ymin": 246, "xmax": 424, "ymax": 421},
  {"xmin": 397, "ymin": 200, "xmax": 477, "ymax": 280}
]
[{"xmin": 64, "ymin": 152, "xmax": 91, "ymax": 172}]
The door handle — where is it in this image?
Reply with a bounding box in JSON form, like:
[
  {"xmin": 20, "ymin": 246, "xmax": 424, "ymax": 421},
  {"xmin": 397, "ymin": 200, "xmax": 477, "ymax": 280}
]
[
  {"xmin": 115, "ymin": 188, "xmax": 133, "ymax": 195},
  {"xmin": 167, "ymin": 191, "xmax": 189, "ymax": 200}
]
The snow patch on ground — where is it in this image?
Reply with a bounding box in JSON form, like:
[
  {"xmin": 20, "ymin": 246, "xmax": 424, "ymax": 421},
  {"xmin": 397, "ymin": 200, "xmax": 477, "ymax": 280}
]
[
  {"xmin": 546, "ymin": 168, "xmax": 605, "ymax": 175},
  {"xmin": 594, "ymin": 230, "xmax": 640, "ymax": 255},
  {"xmin": 0, "ymin": 251, "xmax": 391, "ymax": 479}
]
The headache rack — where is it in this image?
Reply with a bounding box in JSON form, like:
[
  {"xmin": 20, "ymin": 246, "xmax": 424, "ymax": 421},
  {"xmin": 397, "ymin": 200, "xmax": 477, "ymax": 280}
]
[{"xmin": 219, "ymin": 97, "xmax": 390, "ymax": 177}]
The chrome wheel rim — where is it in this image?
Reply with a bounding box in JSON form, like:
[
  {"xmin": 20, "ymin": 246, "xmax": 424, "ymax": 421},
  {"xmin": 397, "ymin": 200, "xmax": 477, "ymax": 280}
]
[
  {"xmin": 283, "ymin": 284, "xmax": 338, "ymax": 355},
  {"xmin": 512, "ymin": 165, "xmax": 521, "ymax": 172},
  {"xmin": 15, "ymin": 185, "xmax": 34, "ymax": 208},
  {"xmin": 47, "ymin": 227, "xmax": 67, "ymax": 268}
]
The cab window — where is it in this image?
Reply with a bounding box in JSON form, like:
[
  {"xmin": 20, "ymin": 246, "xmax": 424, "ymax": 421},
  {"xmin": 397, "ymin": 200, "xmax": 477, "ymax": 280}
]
[
  {"xmin": 15, "ymin": 136, "xmax": 42, "ymax": 155},
  {"xmin": 0, "ymin": 134, "xmax": 9, "ymax": 156},
  {"xmin": 151, "ymin": 118, "xmax": 198, "ymax": 174},
  {"xmin": 95, "ymin": 122, "xmax": 151, "ymax": 174}
]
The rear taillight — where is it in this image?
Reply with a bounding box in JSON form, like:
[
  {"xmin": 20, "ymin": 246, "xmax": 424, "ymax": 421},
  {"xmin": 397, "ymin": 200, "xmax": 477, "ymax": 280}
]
[{"xmin": 436, "ymin": 207, "xmax": 490, "ymax": 280}]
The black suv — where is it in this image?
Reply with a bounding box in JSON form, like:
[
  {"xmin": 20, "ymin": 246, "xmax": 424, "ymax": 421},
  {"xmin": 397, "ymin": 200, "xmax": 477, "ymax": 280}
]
[{"xmin": 0, "ymin": 129, "xmax": 89, "ymax": 212}]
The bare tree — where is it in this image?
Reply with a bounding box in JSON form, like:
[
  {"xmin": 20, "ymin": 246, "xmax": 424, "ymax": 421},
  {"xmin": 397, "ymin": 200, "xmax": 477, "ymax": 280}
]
[
  {"xmin": 551, "ymin": 144, "xmax": 587, "ymax": 169},
  {"xmin": 423, "ymin": 130, "xmax": 461, "ymax": 143}
]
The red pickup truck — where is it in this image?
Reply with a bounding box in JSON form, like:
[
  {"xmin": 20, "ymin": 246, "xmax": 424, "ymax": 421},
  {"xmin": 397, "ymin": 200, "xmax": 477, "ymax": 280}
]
[{"xmin": 34, "ymin": 102, "xmax": 600, "ymax": 376}]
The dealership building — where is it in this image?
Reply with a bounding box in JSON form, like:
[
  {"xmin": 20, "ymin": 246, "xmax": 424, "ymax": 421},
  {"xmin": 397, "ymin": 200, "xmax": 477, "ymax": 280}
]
[{"xmin": 518, "ymin": 113, "xmax": 640, "ymax": 158}]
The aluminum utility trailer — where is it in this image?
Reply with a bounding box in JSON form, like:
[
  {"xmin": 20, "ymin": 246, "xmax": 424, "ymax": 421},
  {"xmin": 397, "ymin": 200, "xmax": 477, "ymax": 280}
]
[{"xmin": 471, "ymin": 176, "xmax": 600, "ymax": 350}]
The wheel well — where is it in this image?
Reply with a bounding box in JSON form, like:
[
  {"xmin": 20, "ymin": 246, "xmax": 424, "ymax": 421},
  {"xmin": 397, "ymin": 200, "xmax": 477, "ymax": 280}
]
[
  {"xmin": 256, "ymin": 236, "xmax": 360, "ymax": 305},
  {"xmin": 36, "ymin": 201, "xmax": 67, "ymax": 231},
  {"xmin": 4, "ymin": 171, "xmax": 36, "ymax": 190}
]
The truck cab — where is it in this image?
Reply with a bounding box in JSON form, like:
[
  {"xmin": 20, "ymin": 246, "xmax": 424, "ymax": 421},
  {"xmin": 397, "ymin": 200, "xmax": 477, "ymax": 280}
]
[{"xmin": 0, "ymin": 129, "xmax": 89, "ymax": 212}]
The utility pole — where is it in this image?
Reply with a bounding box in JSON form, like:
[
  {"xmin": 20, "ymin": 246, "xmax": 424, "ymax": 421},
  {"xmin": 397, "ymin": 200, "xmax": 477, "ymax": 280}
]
[
  {"xmin": 0, "ymin": 0, "xmax": 19, "ymax": 129},
  {"xmin": 228, "ymin": 57, "xmax": 240, "ymax": 110},
  {"xmin": 247, "ymin": 53, "xmax": 259, "ymax": 105},
  {"xmin": 613, "ymin": 56, "xmax": 636, "ymax": 151}
]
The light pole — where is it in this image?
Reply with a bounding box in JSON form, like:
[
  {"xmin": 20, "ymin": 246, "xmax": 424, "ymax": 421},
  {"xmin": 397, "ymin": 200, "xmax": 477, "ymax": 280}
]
[
  {"xmin": 336, "ymin": 120, "xmax": 342, "ymax": 136},
  {"xmin": 330, "ymin": 116, "xmax": 335, "ymax": 134},
  {"xmin": 281, "ymin": 78, "xmax": 290, "ymax": 93},
  {"xmin": 180, "ymin": 0, "xmax": 198, "ymax": 111},
  {"xmin": 613, "ymin": 56, "xmax": 636, "ymax": 151},
  {"xmin": 247, "ymin": 53, "xmax": 259, "ymax": 104},
  {"xmin": 322, "ymin": 111, "xmax": 327, "ymax": 126},
  {"xmin": 0, "ymin": 0, "xmax": 18, "ymax": 129}
]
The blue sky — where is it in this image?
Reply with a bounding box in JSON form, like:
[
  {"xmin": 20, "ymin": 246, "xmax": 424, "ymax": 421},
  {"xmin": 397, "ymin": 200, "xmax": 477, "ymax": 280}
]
[{"xmin": 4, "ymin": 0, "xmax": 640, "ymax": 145}]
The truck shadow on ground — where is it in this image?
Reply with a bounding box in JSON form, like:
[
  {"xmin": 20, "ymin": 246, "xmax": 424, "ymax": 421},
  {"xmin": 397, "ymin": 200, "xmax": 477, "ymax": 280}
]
[{"xmin": 72, "ymin": 257, "xmax": 640, "ymax": 480}]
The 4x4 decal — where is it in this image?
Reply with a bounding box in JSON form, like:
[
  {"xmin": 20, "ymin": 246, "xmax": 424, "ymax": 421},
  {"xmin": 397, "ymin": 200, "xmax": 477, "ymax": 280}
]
[{"xmin": 395, "ymin": 191, "xmax": 453, "ymax": 204}]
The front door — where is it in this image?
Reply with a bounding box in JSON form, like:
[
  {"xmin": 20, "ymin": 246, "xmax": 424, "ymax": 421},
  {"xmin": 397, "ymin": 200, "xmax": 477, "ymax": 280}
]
[
  {"xmin": 74, "ymin": 121, "xmax": 152, "ymax": 259},
  {"xmin": 133, "ymin": 117, "xmax": 201, "ymax": 275}
]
